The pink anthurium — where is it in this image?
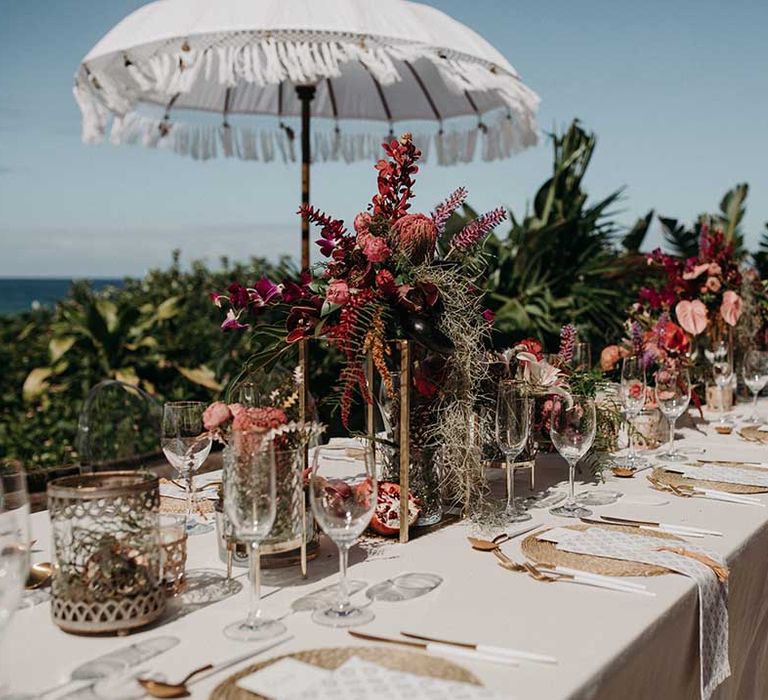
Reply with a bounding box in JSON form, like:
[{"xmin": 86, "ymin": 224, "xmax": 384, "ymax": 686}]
[
  {"xmin": 675, "ymin": 299, "xmax": 708, "ymax": 336},
  {"xmin": 721, "ymin": 290, "xmax": 743, "ymax": 327}
]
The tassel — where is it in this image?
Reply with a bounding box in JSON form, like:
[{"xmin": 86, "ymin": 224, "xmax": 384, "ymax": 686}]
[{"xmin": 656, "ymin": 546, "xmax": 729, "ymax": 582}]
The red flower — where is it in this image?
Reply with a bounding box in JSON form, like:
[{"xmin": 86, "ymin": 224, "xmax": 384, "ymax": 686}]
[
  {"xmin": 397, "ymin": 282, "xmax": 440, "ymax": 314},
  {"xmin": 481, "ymin": 308, "xmax": 495, "ymax": 325},
  {"xmin": 393, "ymin": 213, "xmax": 437, "ymax": 263},
  {"xmin": 517, "ymin": 338, "xmax": 543, "ymax": 360},
  {"xmin": 326, "ymin": 280, "xmax": 350, "ymax": 306},
  {"xmin": 658, "ymin": 321, "xmax": 690, "ymax": 356},
  {"xmin": 375, "ymin": 269, "xmax": 397, "ymax": 295},
  {"xmin": 354, "ymin": 212, "xmax": 372, "ymax": 237},
  {"xmin": 362, "ymin": 235, "xmax": 391, "ymax": 263},
  {"xmin": 286, "ymin": 304, "xmax": 320, "ymax": 343}
]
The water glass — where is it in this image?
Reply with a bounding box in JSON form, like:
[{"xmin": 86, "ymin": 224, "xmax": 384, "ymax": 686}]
[
  {"xmin": 616, "ymin": 357, "xmax": 647, "ymax": 469},
  {"xmin": 0, "ymin": 474, "xmax": 26, "ymax": 649},
  {"xmin": 495, "ymin": 381, "xmax": 531, "ymax": 522},
  {"xmin": 161, "ymin": 401, "xmax": 213, "ymax": 535},
  {"xmin": 655, "ymin": 367, "xmax": 691, "ymax": 461},
  {"xmin": 550, "ymin": 396, "xmax": 597, "ymax": 518},
  {"xmin": 310, "ymin": 444, "xmax": 376, "ymax": 628},
  {"xmin": 159, "ymin": 514, "xmax": 188, "ymax": 595},
  {"xmin": 223, "ymin": 443, "xmax": 285, "ymax": 641},
  {"xmin": 709, "ymin": 341, "xmax": 733, "ymax": 426},
  {"xmin": 743, "ymin": 350, "xmax": 768, "ymax": 424}
]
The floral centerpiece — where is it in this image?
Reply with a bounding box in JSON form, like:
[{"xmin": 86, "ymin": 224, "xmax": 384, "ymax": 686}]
[{"xmin": 211, "ymin": 134, "xmax": 507, "ymax": 523}]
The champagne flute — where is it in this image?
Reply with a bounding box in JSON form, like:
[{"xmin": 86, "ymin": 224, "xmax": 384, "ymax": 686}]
[
  {"xmin": 654, "ymin": 367, "xmax": 691, "ymax": 461},
  {"xmin": 222, "ymin": 443, "xmax": 285, "ymax": 641},
  {"xmin": 615, "ymin": 357, "xmax": 647, "ymax": 469},
  {"xmin": 310, "ymin": 444, "xmax": 376, "ymax": 628},
  {"xmin": 710, "ymin": 341, "xmax": 733, "ymax": 427},
  {"xmin": 742, "ymin": 350, "xmax": 768, "ymax": 424},
  {"xmin": 0, "ymin": 479, "xmax": 26, "ymax": 656},
  {"xmin": 161, "ymin": 402, "xmax": 213, "ymax": 535},
  {"xmin": 550, "ymin": 396, "xmax": 597, "ymax": 518},
  {"xmin": 495, "ymin": 381, "xmax": 531, "ymax": 522}
]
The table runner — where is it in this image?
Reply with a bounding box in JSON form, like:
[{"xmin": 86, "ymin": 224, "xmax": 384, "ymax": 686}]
[{"xmin": 542, "ymin": 527, "xmax": 730, "ymax": 699}]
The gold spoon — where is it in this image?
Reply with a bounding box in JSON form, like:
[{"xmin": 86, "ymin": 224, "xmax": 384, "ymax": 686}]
[
  {"xmin": 26, "ymin": 562, "xmax": 53, "ymax": 590},
  {"xmin": 138, "ymin": 664, "xmax": 213, "ymax": 698},
  {"xmin": 467, "ymin": 535, "xmax": 503, "ymax": 551},
  {"xmin": 611, "ymin": 466, "xmax": 637, "ymax": 478}
]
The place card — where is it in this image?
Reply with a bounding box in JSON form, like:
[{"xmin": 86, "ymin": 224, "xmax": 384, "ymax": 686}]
[{"xmin": 236, "ymin": 658, "xmax": 330, "ymax": 698}]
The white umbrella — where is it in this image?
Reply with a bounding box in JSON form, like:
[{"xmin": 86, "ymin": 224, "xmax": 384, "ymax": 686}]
[{"xmin": 75, "ymin": 0, "xmax": 540, "ymax": 268}]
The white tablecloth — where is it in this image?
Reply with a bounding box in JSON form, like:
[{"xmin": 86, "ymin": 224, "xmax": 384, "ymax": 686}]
[{"xmin": 3, "ymin": 407, "xmax": 768, "ymax": 699}]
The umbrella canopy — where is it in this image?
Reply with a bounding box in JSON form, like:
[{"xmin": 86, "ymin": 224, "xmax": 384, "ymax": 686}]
[{"xmin": 75, "ymin": 0, "xmax": 540, "ymax": 166}]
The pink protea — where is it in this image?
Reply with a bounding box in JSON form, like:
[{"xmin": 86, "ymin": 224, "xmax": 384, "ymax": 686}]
[
  {"xmin": 393, "ymin": 213, "xmax": 437, "ymax": 263},
  {"xmin": 362, "ymin": 235, "xmax": 391, "ymax": 263}
]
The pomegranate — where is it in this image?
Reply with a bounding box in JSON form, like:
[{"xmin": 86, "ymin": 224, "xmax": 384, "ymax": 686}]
[{"xmin": 369, "ymin": 481, "xmax": 421, "ymax": 537}]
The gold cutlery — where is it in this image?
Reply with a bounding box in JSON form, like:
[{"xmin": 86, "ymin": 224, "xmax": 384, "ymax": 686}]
[
  {"xmin": 399, "ymin": 632, "xmax": 558, "ymax": 664},
  {"xmin": 467, "ymin": 523, "xmax": 541, "ymax": 551},
  {"xmin": 25, "ymin": 561, "xmax": 53, "ymax": 590},
  {"xmin": 138, "ymin": 664, "xmax": 213, "ymax": 698}
]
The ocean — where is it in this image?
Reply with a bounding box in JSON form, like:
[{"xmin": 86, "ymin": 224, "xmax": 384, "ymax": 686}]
[{"xmin": 0, "ymin": 278, "xmax": 124, "ymax": 316}]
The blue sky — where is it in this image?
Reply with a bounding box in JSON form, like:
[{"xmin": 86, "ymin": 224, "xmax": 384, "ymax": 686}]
[{"xmin": 0, "ymin": 0, "xmax": 766, "ymax": 277}]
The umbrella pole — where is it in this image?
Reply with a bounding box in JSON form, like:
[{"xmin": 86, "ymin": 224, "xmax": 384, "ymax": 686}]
[
  {"xmin": 296, "ymin": 85, "xmax": 315, "ymax": 579},
  {"xmin": 296, "ymin": 85, "xmax": 316, "ymax": 273}
]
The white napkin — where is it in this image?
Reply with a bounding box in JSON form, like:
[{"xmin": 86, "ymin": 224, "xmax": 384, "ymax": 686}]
[
  {"xmin": 541, "ymin": 527, "xmax": 729, "ymax": 700},
  {"xmin": 678, "ymin": 464, "xmax": 768, "ymax": 488}
]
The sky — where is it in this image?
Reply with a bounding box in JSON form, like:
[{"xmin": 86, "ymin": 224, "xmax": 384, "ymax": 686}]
[{"xmin": 0, "ymin": 0, "xmax": 766, "ymax": 278}]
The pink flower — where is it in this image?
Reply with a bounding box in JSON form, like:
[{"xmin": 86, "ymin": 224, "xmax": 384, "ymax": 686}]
[
  {"xmin": 705, "ymin": 276, "xmax": 721, "ymax": 293},
  {"xmin": 600, "ymin": 345, "xmax": 621, "ymax": 371},
  {"xmin": 221, "ymin": 309, "xmax": 249, "ymax": 331},
  {"xmin": 362, "ymin": 235, "xmax": 391, "ymax": 263},
  {"xmin": 326, "ymin": 280, "xmax": 350, "ymax": 306},
  {"xmin": 203, "ymin": 402, "xmax": 232, "ymax": 430},
  {"xmin": 354, "ymin": 212, "xmax": 372, "ymax": 237},
  {"xmin": 393, "ymin": 213, "xmax": 437, "ymax": 263},
  {"xmin": 721, "ymin": 290, "xmax": 743, "ymax": 327},
  {"xmin": 375, "ymin": 269, "xmax": 397, "ymax": 295},
  {"xmin": 481, "ymin": 308, "xmax": 495, "ymax": 325},
  {"xmin": 707, "ymin": 263, "xmax": 722, "ymax": 276},
  {"xmin": 675, "ymin": 299, "xmax": 708, "ymax": 336},
  {"xmin": 682, "ymin": 263, "xmax": 710, "ymax": 280}
]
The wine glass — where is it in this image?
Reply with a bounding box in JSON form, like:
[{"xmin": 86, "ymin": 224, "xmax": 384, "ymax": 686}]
[
  {"xmin": 570, "ymin": 343, "xmax": 592, "ymax": 371},
  {"xmin": 709, "ymin": 341, "xmax": 733, "ymax": 427},
  {"xmin": 222, "ymin": 443, "xmax": 285, "ymax": 641},
  {"xmin": 550, "ymin": 396, "xmax": 597, "ymax": 518},
  {"xmin": 654, "ymin": 367, "xmax": 691, "ymax": 461},
  {"xmin": 161, "ymin": 402, "xmax": 213, "ymax": 535},
  {"xmin": 615, "ymin": 357, "xmax": 647, "ymax": 469},
  {"xmin": 742, "ymin": 350, "xmax": 768, "ymax": 424},
  {"xmin": 310, "ymin": 443, "xmax": 376, "ymax": 628},
  {"xmin": 495, "ymin": 381, "xmax": 531, "ymax": 522}
]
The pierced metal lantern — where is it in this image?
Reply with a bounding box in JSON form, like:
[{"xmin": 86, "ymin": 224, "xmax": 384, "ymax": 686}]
[{"xmin": 47, "ymin": 471, "xmax": 165, "ymax": 634}]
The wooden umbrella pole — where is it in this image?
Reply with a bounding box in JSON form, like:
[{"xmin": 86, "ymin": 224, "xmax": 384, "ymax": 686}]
[{"xmin": 296, "ymin": 84, "xmax": 316, "ymax": 273}]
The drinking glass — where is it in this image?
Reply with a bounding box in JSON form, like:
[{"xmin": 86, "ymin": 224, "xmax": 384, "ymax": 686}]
[
  {"xmin": 310, "ymin": 444, "xmax": 376, "ymax": 628},
  {"xmin": 0, "ymin": 478, "xmax": 26, "ymax": 649},
  {"xmin": 495, "ymin": 381, "xmax": 531, "ymax": 522},
  {"xmin": 223, "ymin": 443, "xmax": 285, "ymax": 641},
  {"xmin": 161, "ymin": 401, "xmax": 213, "ymax": 535},
  {"xmin": 709, "ymin": 341, "xmax": 733, "ymax": 427},
  {"xmin": 655, "ymin": 367, "xmax": 691, "ymax": 461},
  {"xmin": 615, "ymin": 357, "xmax": 647, "ymax": 469},
  {"xmin": 571, "ymin": 343, "xmax": 592, "ymax": 371},
  {"xmin": 550, "ymin": 396, "xmax": 597, "ymax": 518},
  {"xmin": 742, "ymin": 350, "xmax": 768, "ymax": 424}
]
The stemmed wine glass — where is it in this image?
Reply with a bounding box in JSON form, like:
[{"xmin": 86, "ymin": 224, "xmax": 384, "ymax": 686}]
[
  {"xmin": 742, "ymin": 350, "xmax": 768, "ymax": 424},
  {"xmin": 570, "ymin": 343, "xmax": 592, "ymax": 371},
  {"xmin": 495, "ymin": 381, "xmax": 531, "ymax": 522},
  {"xmin": 654, "ymin": 367, "xmax": 691, "ymax": 461},
  {"xmin": 615, "ymin": 356, "xmax": 647, "ymax": 469},
  {"xmin": 310, "ymin": 444, "xmax": 376, "ymax": 628},
  {"xmin": 222, "ymin": 443, "xmax": 285, "ymax": 641},
  {"xmin": 709, "ymin": 341, "xmax": 733, "ymax": 427},
  {"xmin": 161, "ymin": 402, "xmax": 213, "ymax": 535},
  {"xmin": 550, "ymin": 396, "xmax": 597, "ymax": 518}
]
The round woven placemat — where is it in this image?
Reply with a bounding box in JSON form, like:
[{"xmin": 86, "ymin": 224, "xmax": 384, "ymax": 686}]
[
  {"xmin": 159, "ymin": 495, "xmax": 215, "ymax": 515},
  {"xmin": 210, "ymin": 646, "xmax": 481, "ymax": 699},
  {"xmin": 650, "ymin": 465, "xmax": 768, "ymax": 494},
  {"xmin": 521, "ymin": 523, "xmax": 683, "ymax": 577},
  {"xmin": 739, "ymin": 426, "xmax": 768, "ymax": 444}
]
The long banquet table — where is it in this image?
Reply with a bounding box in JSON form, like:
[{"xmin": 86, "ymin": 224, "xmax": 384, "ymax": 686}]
[{"xmin": 4, "ymin": 406, "xmax": 768, "ymax": 699}]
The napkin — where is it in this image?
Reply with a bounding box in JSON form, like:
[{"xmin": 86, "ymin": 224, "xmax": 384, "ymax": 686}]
[
  {"xmin": 541, "ymin": 527, "xmax": 729, "ymax": 700},
  {"xmin": 677, "ymin": 464, "xmax": 768, "ymax": 488},
  {"xmin": 239, "ymin": 656, "xmax": 507, "ymax": 700}
]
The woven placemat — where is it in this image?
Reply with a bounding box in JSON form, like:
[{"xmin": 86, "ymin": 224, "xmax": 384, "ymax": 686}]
[
  {"xmin": 521, "ymin": 523, "xmax": 683, "ymax": 577},
  {"xmin": 651, "ymin": 465, "xmax": 768, "ymax": 494},
  {"xmin": 210, "ymin": 646, "xmax": 481, "ymax": 699},
  {"xmin": 159, "ymin": 495, "xmax": 215, "ymax": 515},
  {"xmin": 738, "ymin": 426, "xmax": 768, "ymax": 444}
]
